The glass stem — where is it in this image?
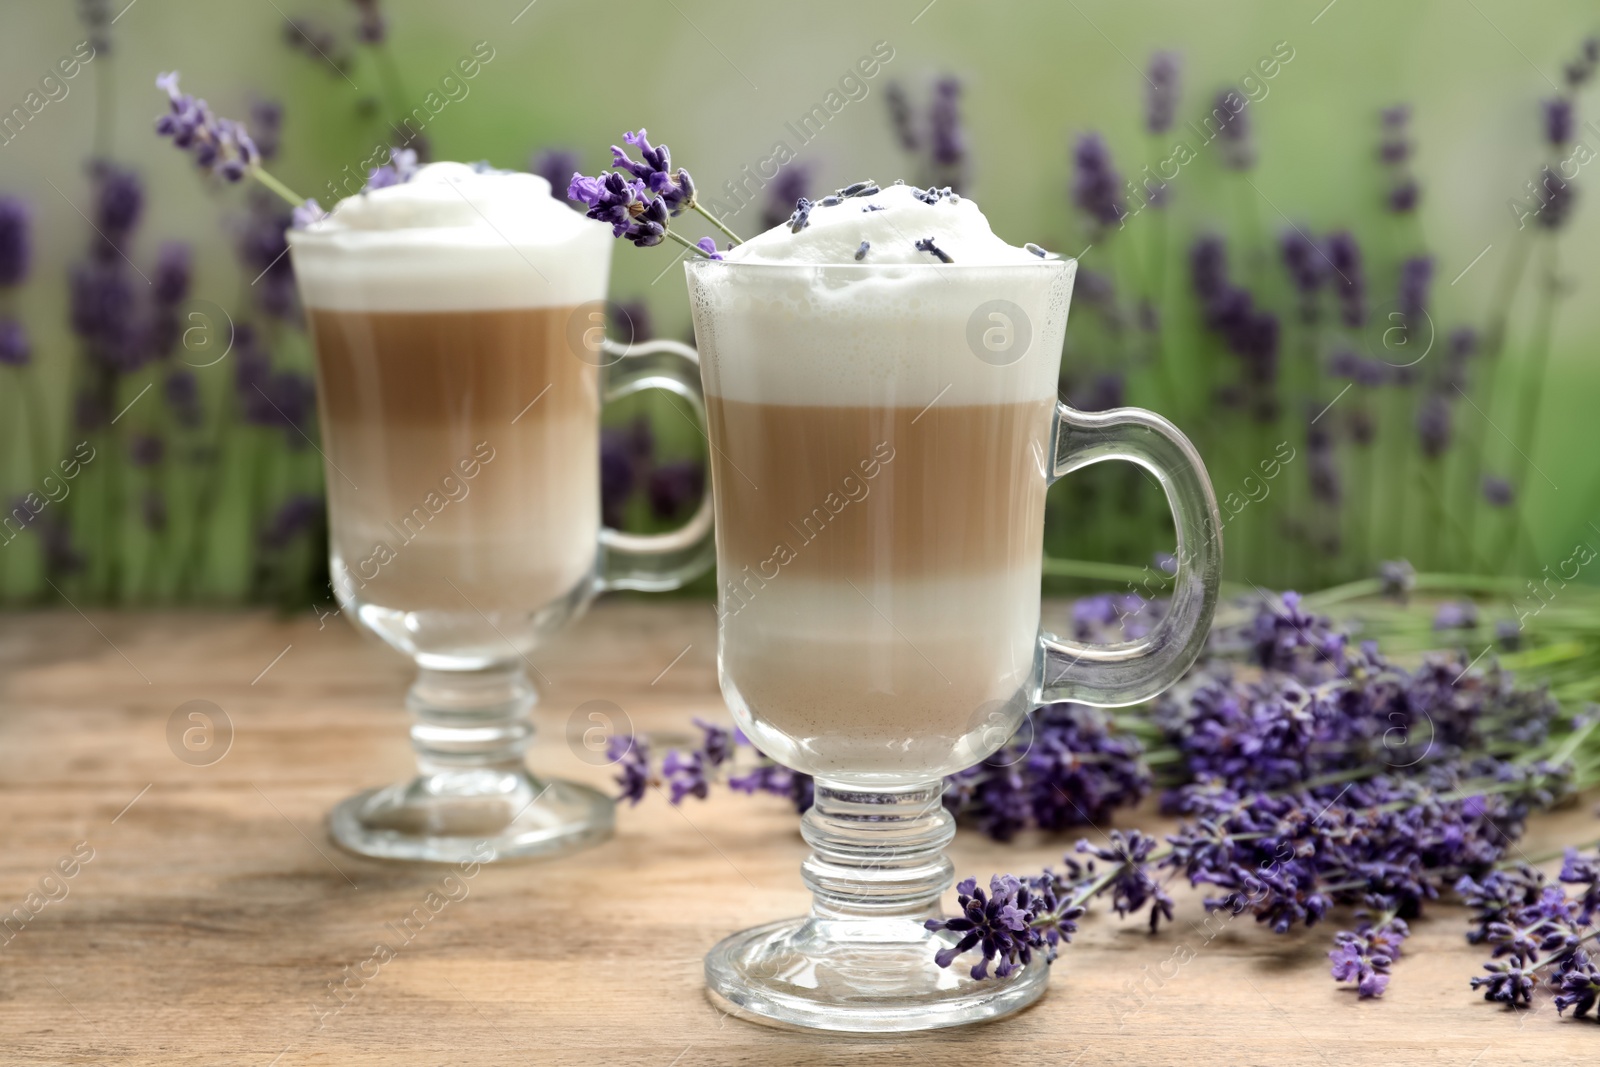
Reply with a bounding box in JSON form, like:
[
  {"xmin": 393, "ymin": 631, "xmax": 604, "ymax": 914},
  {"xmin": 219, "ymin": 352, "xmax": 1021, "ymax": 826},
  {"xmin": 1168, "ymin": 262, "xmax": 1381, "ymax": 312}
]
[
  {"xmin": 801, "ymin": 780, "xmax": 954, "ymax": 921},
  {"xmin": 407, "ymin": 664, "xmax": 535, "ymax": 777}
]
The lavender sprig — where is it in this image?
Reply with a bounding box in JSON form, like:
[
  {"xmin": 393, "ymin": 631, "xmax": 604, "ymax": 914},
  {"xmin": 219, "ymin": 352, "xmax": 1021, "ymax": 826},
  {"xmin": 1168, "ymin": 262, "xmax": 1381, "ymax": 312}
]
[
  {"xmin": 568, "ymin": 129, "xmax": 740, "ymax": 256},
  {"xmin": 153, "ymin": 73, "xmax": 319, "ymax": 224}
]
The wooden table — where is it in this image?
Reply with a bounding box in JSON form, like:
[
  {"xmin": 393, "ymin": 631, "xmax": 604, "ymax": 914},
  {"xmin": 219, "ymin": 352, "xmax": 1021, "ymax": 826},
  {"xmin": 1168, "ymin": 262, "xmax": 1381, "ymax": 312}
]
[{"xmin": 0, "ymin": 602, "xmax": 1591, "ymax": 1065}]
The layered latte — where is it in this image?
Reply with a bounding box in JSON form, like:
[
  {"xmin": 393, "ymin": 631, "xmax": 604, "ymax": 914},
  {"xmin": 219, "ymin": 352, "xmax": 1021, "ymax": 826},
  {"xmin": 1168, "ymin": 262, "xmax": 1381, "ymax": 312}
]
[
  {"xmin": 688, "ymin": 182, "xmax": 1075, "ymax": 782},
  {"xmin": 290, "ymin": 163, "xmax": 611, "ymax": 657}
]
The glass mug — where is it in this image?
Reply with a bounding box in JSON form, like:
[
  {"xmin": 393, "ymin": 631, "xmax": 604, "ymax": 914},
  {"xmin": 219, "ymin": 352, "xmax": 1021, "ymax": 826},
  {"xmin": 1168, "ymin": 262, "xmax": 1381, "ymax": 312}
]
[
  {"xmin": 685, "ymin": 257, "xmax": 1222, "ymax": 1031},
  {"xmin": 288, "ymin": 213, "xmax": 713, "ymax": 863}
]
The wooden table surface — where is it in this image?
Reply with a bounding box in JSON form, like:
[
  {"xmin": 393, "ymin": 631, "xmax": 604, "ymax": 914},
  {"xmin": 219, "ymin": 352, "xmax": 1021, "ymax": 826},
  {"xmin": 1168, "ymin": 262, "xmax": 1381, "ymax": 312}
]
[{"xmin": 0, "ymin": 600, "xmax": 1592, "ymax": 1066}]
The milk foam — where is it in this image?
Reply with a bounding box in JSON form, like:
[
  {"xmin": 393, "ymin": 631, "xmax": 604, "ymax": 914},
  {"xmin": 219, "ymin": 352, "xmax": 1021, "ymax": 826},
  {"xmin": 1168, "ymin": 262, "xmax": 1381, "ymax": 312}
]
[
  {"xmin": 289, "ymin": 162, "xmax": 611, "ymax": 312},
  {"xmin": 689, "ymin": 182, "xmax": 1075, "ymax": 407},
  {"xmin": 726, "ymin": 182, "xmax": 1041, "ymax": 267}
]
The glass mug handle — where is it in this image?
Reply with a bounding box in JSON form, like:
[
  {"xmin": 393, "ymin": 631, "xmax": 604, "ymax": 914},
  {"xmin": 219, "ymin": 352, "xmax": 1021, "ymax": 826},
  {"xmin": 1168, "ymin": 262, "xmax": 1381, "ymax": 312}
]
[
  {"xmin": 1037, "ymin": 402, "xmax": 1224, "ymax": 706},
  {"xmin": 594, "ymin": 338, "xmax": 716, "ymax": 592}
]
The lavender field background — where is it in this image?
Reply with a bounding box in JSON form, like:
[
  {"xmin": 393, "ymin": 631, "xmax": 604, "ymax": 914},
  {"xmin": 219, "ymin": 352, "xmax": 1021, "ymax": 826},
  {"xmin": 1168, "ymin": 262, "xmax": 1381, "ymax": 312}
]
[{"xmin": 0, "ymin": 0, "xmax": 1596, "ymax": 606}]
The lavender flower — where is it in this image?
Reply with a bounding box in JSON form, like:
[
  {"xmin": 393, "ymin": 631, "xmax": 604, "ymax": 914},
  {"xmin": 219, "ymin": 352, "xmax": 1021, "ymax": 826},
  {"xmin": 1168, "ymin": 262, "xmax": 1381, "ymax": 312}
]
[
  {"xmin": 0, "ymin": 197, "xmax": 32, "ymax": 287},
  {"xmin": 608, "ymin": 130, "xmax": 696, "ymax": 215},
  {"xmin": 1330, "ymin": 919, "xmax": 1405, "ymax": 998},
  {"xmin": 1534, "ymin": 166, "xmax": 1575, "ymax": 230},
  {"xmin": 1416, "ymin": 392, "xmax": 1450, "ymax": 458},
  {"xmin": 1434, "ymin": 601, "xmax": 1479, "ymax": 630},
  {"xmin": 0, "ymin": 319, "xmax": 30, "ymax": 367},
  {"xmin": 648, "ymin": 460, "xmax": 704, "ymax": 521},
  {"xmin": 1078, "ymin": 831, "xmax": 1174, "ymax": 931},
  {"xmin": 93, "ymin": 164, "xmax": 145, "ymax": 250},
  {"xmin": 235, "ymin": 191, "xmax": 297, "ymax": 320},
  {"xmin": 153, "ymin": 241, "xmax": 192, "ymax": 308},
  {"xmin": 259, "ymin": 493, "xmax": 322, "ymax": 551},
  {"xmin": 1071, "ymin": 133, "xmax": 1126, "ymax": 228},
  {"xmin": 129, "ymin": 434, "xmax": 165, "ymax": 467},
  {"xmin": 248, "ymin": 98, "xmax": 283, "ymax": 162},
  {"xmin": 155, "ymin": 72, "xmax": 261, "ymax": 183},
  {"xmin": 884, "ymin": 82, "xmax": 919, "ymax": 152},
  {"xmin": 760, "ymin": 164, "xmax": 812, "ymax": 231},
  {"xmin": 929, "ymin": 76, "xmax": 967, "ymax": 190},
  {"xmin": 1482, "ymin": 476, "xmax": 1514, "ymax": 508},
  {"xmin": 530, "ymin": 148, "xmax": 582, "ymax": 204},
  {"xmin": 1387, "ymin": 178, "xmax": 1420, "ymax": 214},
  {"xmin": 1146, "ymin": 52, "xmax": 1180, "ymax": 134},
  {"xmin": 1379, "ymin": 559, "xmax": 1418, "ymax": 600},
  {"xmin": 1324, "ymin": 231, "xmax": 1366, "ymax": 328},
  {"xmin": 925, "ymin": 875, "xmax": 1076, "ymax": 980},
  {"xmin": 282, "ymin": 18, "xmax": 351, "ymax": 75},
  {"xmin": 1544, "ymin": 98, "xmax": 1575, "ymax": 147},
  {"xmin": 570, "ymin": 171, "xmax": 668, "ymax": 248},
  {"xmin": 165, "ymin": 368, "xmax": 202, "ymax": 428},
  {"xmin": 1212, "ymin": 89, "xmax": 1254, "ymax": 170},
  {"xmin": 351, "ymin": 0, "xmax": 386, "ymax": 43},
  {"xmin": 1280, "ymin": 229, "xmax": 1325, "ymax": 301},
  {"xmin": 366, "ymin": 147, "xmax": 418, "ymax": 190},
  {"xmin": 1472, "ymin": 955, "xmax": 1538, "ymax": 1006},
  {"xmin": 610, "ymin": 734, "xmax": 651, "ymax": 805}
]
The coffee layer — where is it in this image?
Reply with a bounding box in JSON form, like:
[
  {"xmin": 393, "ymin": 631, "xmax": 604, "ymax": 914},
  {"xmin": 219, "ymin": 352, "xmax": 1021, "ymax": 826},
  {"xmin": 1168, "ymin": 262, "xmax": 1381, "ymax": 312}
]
[
  {"xmin": 705, "ymin": 396, "xmax": 1053, "ymax": 580},
  {"xmin": 309, "ymin": 306, "xmax": 598, "ymax": 614}
]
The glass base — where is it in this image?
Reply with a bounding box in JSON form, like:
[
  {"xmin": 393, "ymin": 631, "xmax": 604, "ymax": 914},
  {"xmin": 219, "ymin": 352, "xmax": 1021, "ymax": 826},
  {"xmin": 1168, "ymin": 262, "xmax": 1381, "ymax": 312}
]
[
  {"xmin": 704, "ymin": 915, "xmax": 1050, "ymax": 1033},
  {"xmin": 328, "ymin": 769, "xmax": 613, "ymax": 863}
]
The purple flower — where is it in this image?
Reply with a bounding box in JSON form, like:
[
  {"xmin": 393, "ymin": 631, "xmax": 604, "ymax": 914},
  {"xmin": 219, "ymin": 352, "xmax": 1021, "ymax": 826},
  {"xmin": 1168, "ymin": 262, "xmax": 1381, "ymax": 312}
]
[
  {"xmin": 1324, "ymin": 231, "xmax": 1366, "ymax": 328},
  {"xmin": 0, "ymin": 319, "xmax": 30, "ymax": 367},
  {"xmin": 530, "ymin": 148, "xmax": 582, "ymax": 204},
  {"xmin": 93, "ymin": 164, "xmax": 145, "ymax": 250},
  {"xmin": 609, "ymin": 299, "xmax": 654, "ymax": 345},
  {"xmin": 248, "ymin": 97, "xmax": 283, "ymax": 162},
  {"xmin": 1482, "ymin": 476, "xmax": 1514, "ymax": 508},
  {"xmin": 1280, "ymin": 229, "xmax": 1325, "ymax": 297},
  {"xmin": 1387, "ymin": 178, "xmax": 1420, "ymax": 214},
  {"xmin": 366, "ymin": 147, "xmax": 418, "ymax": 190},
  {"xmin": 1544, "ymin": 97, "xmax": 1575, "ymax": 146},
  {"xmin": 760, "ymin": 165, "xmax": 812, "ymax": 231},
  {"xmin": 154, "ymin": 72, "xmax": 260, "ymax": 183},
  {"xmin": 1379, "ymin": 559, "xmax": 1417, "ymax": 600},
  {"xmin": 0, "ymin": 197, "xmax": 32, "ymax": 287},
  {"xmin": 1071, "ymin": 133, "xmax": 1126, "ymax": 228},
  {"xmin": 609, "ymin": 734, "xmax": 651, "ymax": 805},
  {"xmin": 570, "ymin": 171, "xmax": 669, "ymax": 248},
  {"xmin": 1211, "ymin": 89, "xmax": 1254, "ymax": 170},
  {"xmin": 1077, "ymin": 830, "xmax": 1174, "ymax": 931},
  {"xmin": 1415, "ymin": 392, "xmax": 1451, "ymax": 459},
  {"xmin": 1146, "ymin": 51, "xmax": 1180, "ymax": 134},
  {"xmin": 1471, "ymin": 955, "xmax": 1537, "ymax": 1006},
  {"xmin": 1534, "ymin": 166, "xmax": 1575, "ymax": 230},
  {"xmin": 1330, "ymin": 927, "xmax": 1396, "ymax": 998},
  {"xmin": 129, "ymin": 433, "xmax": 165, "ymax": 467},
  {"xmin": 599, "ymin": 428, "xmax": 636, "ymax": 528},
  {"xmin": 291, "ymin": 198, "xmax": 326, "ymax": 230},
  {"xmin": 153, "ymin": 241, "xmax": 192, "ymax": 307},
  {"xmin": 929, "ymin": 76, "xmax": 967, "ymax": 190},
  {"xmin": 609, "ymin": 129, "xmax": 696, "ymax": 216},
  {"xmin": 259, "ymin": 493, "xmax": 322, "ymax": 551},
  {"xmin": 1554, "ymin": 961, "xmax": 1600, "ymax": 1018},
  {"xmin": 694, "ymin": 237, "xmax": 723, "ymax": 260},
  {"xmin": 235, "ymin": 192, "xmax": 297, "ymax": 321},
  {"xmin": 351, "ymin": 0, "xmax": 386, "ymax": 44},
  {"xmin": 648, "ymin": 459, "xmax": 704, "ymax": 521},
  {"xmin": 885, "ymin": 81, "xmax": 919, "ymax": 152},
  {"xmin": 1434, "ymin": 601, "xmax": 1479, "ymax": 630},
  {"xmin": 926, "ymin": 875, "xmax": 1075, "ymax": 980},
  {"xmin": 1189, "ymin": 234, "xmax": 1228, "ymax": 302},
  {"xmin": 1559, "ymin": 848, "xmax": 1600, "ymax": 925}
]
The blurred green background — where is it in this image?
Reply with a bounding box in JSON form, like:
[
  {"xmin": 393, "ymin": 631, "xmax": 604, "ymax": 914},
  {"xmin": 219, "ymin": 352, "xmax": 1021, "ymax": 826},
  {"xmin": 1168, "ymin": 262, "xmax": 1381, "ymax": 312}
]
[{"xmin": 1, "ymin": 0, "xmax": 1596, "ymax": 606}]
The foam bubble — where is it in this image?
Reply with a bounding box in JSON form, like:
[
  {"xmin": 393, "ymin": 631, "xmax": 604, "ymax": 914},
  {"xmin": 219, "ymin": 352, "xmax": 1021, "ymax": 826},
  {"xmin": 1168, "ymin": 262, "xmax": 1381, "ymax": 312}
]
[{"xmin": 289, "ymin": 162, "xmax": 611, "ymax": 312}]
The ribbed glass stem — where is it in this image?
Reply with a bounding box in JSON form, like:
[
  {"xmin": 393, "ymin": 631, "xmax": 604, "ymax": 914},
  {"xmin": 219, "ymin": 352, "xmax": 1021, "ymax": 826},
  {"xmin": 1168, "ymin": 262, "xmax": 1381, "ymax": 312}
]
[
  {"xmin": 406, "ymin": 664, "xmax": 535, "ymax": 775},
  {"xmin": 800, "ymin": 780, "xmax": 955, "ymax": 920}
]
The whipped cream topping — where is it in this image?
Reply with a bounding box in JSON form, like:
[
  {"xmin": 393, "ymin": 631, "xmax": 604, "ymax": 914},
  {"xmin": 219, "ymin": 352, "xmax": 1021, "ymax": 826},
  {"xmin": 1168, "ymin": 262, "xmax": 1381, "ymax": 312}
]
[
  {"xmin": 724, "ymin": 181, "xmax": 1045, "ymax": 267},
  {"xmin": 687, "ymin": 182, "xmax": 1075, "ymax": 407},
  {"xmin": 289, "ymin": 162, "xmax": 611, "ymax": 312}
]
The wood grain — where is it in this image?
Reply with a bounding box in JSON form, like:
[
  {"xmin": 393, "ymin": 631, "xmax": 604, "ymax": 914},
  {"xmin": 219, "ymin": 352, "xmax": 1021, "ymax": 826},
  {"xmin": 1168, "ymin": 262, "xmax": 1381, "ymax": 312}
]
[{"xmin": 0, "ymin": 601, "xmax": 1592, "ymax": 1065}]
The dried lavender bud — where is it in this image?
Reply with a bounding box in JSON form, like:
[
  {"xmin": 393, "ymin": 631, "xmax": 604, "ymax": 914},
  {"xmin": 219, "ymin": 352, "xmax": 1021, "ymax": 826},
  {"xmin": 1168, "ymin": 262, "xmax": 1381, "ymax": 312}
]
[
  {"xmin": 862, "ymin": 203, "xmax": 885, "ymax": 212},
  {"xmin": 929, "ymin": 76, "xmax": 967, "ymax": 189},
  {"xmin": 0, "ymin": 197, "xmax": 31, "ymax": 287},
  {"xmin": 1482, "ymin": 476, "xmax": 1514, "ymax": 508},
  {"xmin": 837, "ymin": 181, "xmax": 878, "ymax": 198},
  {"xmin": 1324, "ymin": 230, "xmax": 1366, "ymax": 327},
  {"xmin": 1146, "ymin": 51, "xmax": 1180, "ymax": 134},
  {"xmin": 760, "ymin": 165, "xmax": 812, "ymax": 230},
  {"xmin": 914, "ymin": 237, "xmax": 952, "ymax": 263},
  {"xmin": 0, "ymin": 319, "xmax": 30, "ymax": 367},
  {"xmin": 1025, "ymin": 242, "xmax": 1049, "ymax": 258},
  {"xmin": 1212, "ymin": 89, "xmax": 1255, "ymax": 170},
  {"xmin": 818, "ymin": 195, "xmax": 841, "ymax": 207},
  {"xmin": 787, "ymin": 197, "xmax": 813, "ymax": 233},
  {"xmin": 530, "ymin": 148, "xmax": 582, "ymax": 205},
  {"xmin": 854, "ymin": 240, "xmax": 869, "ymax": 261}
]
